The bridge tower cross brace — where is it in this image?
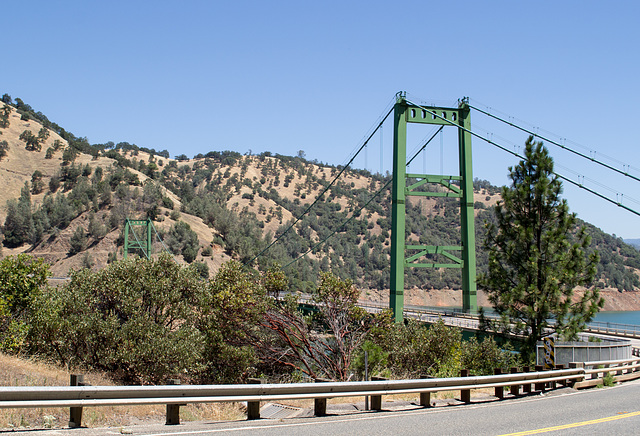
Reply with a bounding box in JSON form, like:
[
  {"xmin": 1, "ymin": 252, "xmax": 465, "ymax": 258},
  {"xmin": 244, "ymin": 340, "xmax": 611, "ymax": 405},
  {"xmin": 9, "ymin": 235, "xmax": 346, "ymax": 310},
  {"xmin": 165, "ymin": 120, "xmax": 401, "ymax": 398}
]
[{"xmin": 390, "ymin": 93, "xmax": 478, "ymax": 322}]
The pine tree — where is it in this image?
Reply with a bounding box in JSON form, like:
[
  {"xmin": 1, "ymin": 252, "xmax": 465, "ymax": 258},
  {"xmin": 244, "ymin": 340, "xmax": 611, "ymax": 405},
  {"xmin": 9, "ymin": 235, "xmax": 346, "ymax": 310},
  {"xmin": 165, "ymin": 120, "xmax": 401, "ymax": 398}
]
[{"xmin": 478, "ymin": 136, "xmax": 603, "ymax": 358}]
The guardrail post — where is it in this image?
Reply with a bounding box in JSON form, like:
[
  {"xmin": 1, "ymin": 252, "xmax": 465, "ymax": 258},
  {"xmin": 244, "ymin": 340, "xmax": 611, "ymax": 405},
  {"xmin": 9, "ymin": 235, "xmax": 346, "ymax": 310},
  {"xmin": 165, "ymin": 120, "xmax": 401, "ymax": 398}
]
[
  {"xmin": 510, "ymin": 367, "xmax": 520, "ymax": 396},
  {"xmin": 569, "ymin": 362, "xmax": 584, "ymax": 386},
  {"xmin": 554, "ymin": 364, "xmax": 563, "ymax": 388},
  {"xmin": 314, "ymin": 378, "xmax": 330, "ymax": 416},
  {"xmin": 522, "ymin": 366, "xmax": 531, "ymax": 394},
  {"xmin": 371, "ymin": 376, "xmax": 386, "ymax": 411},
  {"xmin": 616, "ymin": 363, "xmax": 623, "ymax": 376},
  {"xmin": 247, "ymin": 378, "xmax": 263, "ymax": 420},
  {"xmin": 460, "ymin": 369, "xmax": 470, "ymax": 403},
  {"xmin": 534, "ymin": 365, "xmax": 545, "ymax": 392},
  {"xmin": 166, "ymin": 379, "xmax": 181, "ymax": 425},
  {"xmin": 69, "ymin": 374, "xmax": 87, "ymax": 428},
  {"xmin": 419, "ymin": 374, "xmax": 433, "ymax": 407},
  {"xmin": 494, "ymin": 368, "xmax": 503, "ymax": 399},
  {"xmin": 601, "ymin": 363, "xmax": 609, "ymax": 380}
]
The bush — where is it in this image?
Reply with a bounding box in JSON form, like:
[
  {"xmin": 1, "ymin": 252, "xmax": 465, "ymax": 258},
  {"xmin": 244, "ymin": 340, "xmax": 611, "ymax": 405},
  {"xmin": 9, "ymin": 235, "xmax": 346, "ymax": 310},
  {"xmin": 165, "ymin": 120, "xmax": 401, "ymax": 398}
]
[
  {"xmin": 28, "ymin": 255, "xmax": 206, "ymax": 384},
  {"xmin": 191, "ymin": 261, "xmax": 209, "ymax": 279},
  {"xmin": 166, "ymin": 221, "xmax": 199, "ymax": 263},
  {"xmin": 68, "ymin": 227, "xmax": 87, "ymax": 255},
  {"xmin": 0, "ymin": 254, "xmax": 50, "ymax": 353}
]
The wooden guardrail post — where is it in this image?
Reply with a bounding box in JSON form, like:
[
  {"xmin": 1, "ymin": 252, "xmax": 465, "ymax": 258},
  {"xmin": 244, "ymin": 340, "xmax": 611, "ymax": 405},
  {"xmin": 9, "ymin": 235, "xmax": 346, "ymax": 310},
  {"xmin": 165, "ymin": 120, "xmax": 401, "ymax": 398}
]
[
  {"xmin": 314, "ymin": 378, "xmax": 330, "ymax": 416},
  {"xmin": 554, "ymin": 364, "xmax": 564, "ymax": 388},
  {"xmin": 510, "ymin": 367, "xmax": 520, "ymax": 396},
  {"xmin": 522, "ymin": 366, "xmax": 531, "ymax": 393},
  {"xmin": 370, "ymin": 376, "xmax": 386, "ymax": 411},
  {"xmin": 419, "ymin": 374, "xmax": 433, "ymax": 407},
  {"xmin": 246, "ymin": 378, "xmax": 263, "ymax": 420},
  {"xmin": 69, "ymin": 374, "xmax": 88, "ymax": 428},
  {"xmin": 165, "ymin": 379, "xmax": 182, "ymax": 425},
  {"xmin": 569, "ymin": 362, "xmax": 584, "ymax": 386},
  {"xmin": 601, "ymin": 363, "xmax": 609, "ymax": 380},
  {"xmin": 534, "ymin": 365, "xmax": 545, "ymax": 392},
  {"xmin": 494, "ymin": 368, "xmax": 504, "ymax": 399},
  {"xmin": 460, "ymin": 369, "xmax": 470, "ymax": 403}
]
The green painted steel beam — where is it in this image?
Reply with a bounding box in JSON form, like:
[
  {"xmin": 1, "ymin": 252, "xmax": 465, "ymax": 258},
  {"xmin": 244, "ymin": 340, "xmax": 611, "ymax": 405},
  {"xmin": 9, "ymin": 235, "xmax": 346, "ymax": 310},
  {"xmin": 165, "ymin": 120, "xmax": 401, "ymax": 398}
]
[
  {"xmin": 390, "ymin": 94, "xmax": 408, "ymax": 323},
  {"xmin": 408, "ymin": 263, "xmax": 464, "ymax": 269},
  {"xmin": 405, "ymin": 106, "xmax": 461, "ymax": 126},
  {"xmin": 405, "ymin": 191, "xmax": 463, "ymax": 198},
  {"xmin": 406, "ymin": 245, "xmax": 462, "ymax": 252},
  {"xmin": 405, "ymin": 245, "xmax": 463, "ymax": 265},
  {"xmin": 457, "ymin": 101, "xmax": 478, "ymax": 312}
]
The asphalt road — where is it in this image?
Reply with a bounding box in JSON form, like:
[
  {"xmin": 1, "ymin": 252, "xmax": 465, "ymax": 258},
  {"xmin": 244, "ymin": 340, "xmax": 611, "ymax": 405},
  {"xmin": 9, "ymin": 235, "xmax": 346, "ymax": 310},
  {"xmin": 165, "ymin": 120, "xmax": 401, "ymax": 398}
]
[{"xmin": 6, "ymin": 379, "xmax": 640, "ymax": 436}]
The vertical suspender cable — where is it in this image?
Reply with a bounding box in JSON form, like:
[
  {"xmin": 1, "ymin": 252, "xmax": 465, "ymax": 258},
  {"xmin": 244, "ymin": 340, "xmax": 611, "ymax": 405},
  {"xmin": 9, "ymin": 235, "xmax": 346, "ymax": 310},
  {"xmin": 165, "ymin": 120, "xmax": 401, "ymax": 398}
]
[{"xmin": 380, "ymin": 124, "xmax": 384, "ymax": 175}]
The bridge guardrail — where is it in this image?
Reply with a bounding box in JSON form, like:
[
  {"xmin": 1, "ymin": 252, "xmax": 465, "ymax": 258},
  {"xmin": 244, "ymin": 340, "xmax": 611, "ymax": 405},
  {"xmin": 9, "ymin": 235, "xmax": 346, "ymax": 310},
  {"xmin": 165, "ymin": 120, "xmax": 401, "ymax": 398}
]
[
  {"xmin": 583, "ymin": 321, "xmax": 640, "ymax": 338},
  {"xmin": 0, "ymin": 367, "xmax": 597, "ymax": 428},
  {"xmin": 356, "ymin": 300, "xmax": 640, "ymax": 339},
  {"xmin": 572, "ymin": 357, "xmax": 640, "ymax": 388}
]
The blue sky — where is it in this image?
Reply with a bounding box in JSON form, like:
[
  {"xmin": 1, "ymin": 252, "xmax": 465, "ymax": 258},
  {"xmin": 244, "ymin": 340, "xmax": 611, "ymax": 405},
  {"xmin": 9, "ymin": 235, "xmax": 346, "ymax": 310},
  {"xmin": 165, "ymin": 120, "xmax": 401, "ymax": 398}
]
[{"xmin": 3, "ymin": 1, "xmax": 640, "ymax": 238}]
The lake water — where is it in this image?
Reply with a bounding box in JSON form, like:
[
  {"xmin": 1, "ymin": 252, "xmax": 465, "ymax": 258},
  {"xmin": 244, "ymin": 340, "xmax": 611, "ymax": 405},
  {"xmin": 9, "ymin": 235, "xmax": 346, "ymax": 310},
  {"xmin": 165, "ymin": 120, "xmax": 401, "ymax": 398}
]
[{"xmin": 593, "ymin": 310, "xmax": 640, "ymax": 326}]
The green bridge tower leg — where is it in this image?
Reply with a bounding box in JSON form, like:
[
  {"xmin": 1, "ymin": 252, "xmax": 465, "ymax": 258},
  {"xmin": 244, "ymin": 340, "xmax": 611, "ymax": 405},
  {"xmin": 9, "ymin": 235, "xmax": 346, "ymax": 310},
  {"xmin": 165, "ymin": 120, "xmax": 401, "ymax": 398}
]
[
  {"xmin": 458, "ymin": 104, "xmax": 478, "ymax": 313},
  {"xmin": 390, "ymin": 94, "xmax": 408, "ymax": 322},
  {"xmin": 390, "ymin": 93, "xmax": 478, "ymax": 322}
]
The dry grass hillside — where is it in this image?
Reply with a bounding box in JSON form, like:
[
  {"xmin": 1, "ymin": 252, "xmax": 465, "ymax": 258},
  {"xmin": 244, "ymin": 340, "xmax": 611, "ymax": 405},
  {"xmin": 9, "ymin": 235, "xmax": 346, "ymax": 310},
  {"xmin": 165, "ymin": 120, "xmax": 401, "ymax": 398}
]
[
  {"xmin": 0, "ymin": 100, "xmax": 498, "ymax": 274},
  {"xmin": 0, "ymin": 103, "xmax": 230, "ymax": 276},
  {"xmin": 1, "ymin": 100, "xmax": 639, "ymax": 310}
]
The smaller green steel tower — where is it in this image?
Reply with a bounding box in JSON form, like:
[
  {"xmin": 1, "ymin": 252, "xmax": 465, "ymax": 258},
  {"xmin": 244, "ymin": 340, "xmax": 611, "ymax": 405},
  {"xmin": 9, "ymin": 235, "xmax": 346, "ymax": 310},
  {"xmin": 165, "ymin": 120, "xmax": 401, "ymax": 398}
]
[
  {"xmin": 390, "ymin": 93, "xmax": 478, "ymax": 322},
  {"xmin": 123, "ymin": 218, "xmax": 153, "ymax": 259}
]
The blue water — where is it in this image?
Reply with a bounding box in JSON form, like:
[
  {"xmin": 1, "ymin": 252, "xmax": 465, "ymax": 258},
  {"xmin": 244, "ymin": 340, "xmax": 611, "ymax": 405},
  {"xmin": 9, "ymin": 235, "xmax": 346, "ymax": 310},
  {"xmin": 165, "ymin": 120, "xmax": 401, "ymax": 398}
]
[{"xmin": 592, "ymin": 310, "xmax": 640, "ymax": 326}]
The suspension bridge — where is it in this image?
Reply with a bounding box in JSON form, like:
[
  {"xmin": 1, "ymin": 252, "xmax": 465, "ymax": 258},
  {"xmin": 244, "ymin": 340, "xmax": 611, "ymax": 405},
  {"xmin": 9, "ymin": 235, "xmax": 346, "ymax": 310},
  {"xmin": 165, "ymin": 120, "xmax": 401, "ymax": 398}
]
[
  {"xmin": 242, "ymin": 91, "xmax": 640, "ymax": 322},
  {"xmin": 121, "ymin": 91, "xmax": 639, "ymax": 322}
]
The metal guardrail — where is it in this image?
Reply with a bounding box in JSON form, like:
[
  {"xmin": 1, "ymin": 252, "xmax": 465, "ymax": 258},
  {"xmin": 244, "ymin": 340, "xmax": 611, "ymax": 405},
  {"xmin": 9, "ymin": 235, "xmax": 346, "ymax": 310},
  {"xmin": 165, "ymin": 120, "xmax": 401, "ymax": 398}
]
[
  {"xmin": 572, "ymin": 357, "xmax": 640, "ymax": 388},
  {"xmin": 2, "ymin": 359, "xmax": 639, "ymax": 428},
  {"xmin": 0, "ymin": 367, "xmax": 594, "ymax": 428},
  {"xmin": 583, "ymin": 321, "xmax": 640, "ymax": 338},
  {"xmin": 0, "ymin": 369, "xmax": 582, "ymax": 408},
  {"xmin": 357, "ymin": 300, "xmax": 640, "ymax": 339}
]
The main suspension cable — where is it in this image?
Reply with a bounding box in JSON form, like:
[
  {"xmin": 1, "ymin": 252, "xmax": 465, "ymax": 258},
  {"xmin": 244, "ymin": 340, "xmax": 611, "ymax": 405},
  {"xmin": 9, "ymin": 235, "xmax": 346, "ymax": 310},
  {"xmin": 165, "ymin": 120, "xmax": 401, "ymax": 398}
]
[
  {"xmin": 244, "ymin": 103, "xmax": 395, "ymax": 266},
  {"xmin": 468, "ymin": 103, "xmax": 640, "ymax": 184},
  {"xmin": 283, "ymin": 178, "xmax": 393, "ymax": 269},
  {"xmin": 283, "ymin": 130, "xmax": 443, "ymax": 269},
  {"xmin": 405, "ymin": 99, "xmax": 640, "ymax": 217},
  {"xmin": 472, "ymin": 123, "xmax": 640, "ymax": 207}
]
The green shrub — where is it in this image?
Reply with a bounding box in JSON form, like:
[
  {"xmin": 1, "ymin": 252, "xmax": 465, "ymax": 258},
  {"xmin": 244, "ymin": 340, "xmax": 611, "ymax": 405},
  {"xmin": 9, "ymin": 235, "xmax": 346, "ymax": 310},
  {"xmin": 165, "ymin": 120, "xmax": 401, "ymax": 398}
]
[
  {"xmin": 28, "ymin": 255, "xmax": 206, "ymax": 384},
  {"xmin": 602, "ymin": 371, "xmax": 615, "ymax": 387},
  {"xmin": 0, "ymin": 254, "xmax": 50, "ymax": 353}
]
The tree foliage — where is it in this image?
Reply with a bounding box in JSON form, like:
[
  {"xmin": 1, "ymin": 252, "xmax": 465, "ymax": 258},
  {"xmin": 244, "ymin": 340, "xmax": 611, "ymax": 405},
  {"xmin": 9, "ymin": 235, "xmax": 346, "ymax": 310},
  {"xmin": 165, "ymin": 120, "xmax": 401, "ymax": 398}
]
[
  {"xmin": 28, "ymin": 255, "xmax": 206, "ymax": 384},
  {"xmin": 0, "ymin": 255, "xmax": 50, "ymax": 352},
  {"xmin": 0, "ymin": 104, "xmax": 11, "ymax": 128},
  {"xmin": 19, "ymin": 130, "xmax": 41, "ymax": 151},
  {"xmin": 478, "ymin": 137, "xmax": 603, "ymax": 357},
  {"xmin": 166, "ymin": 221, "xmax": 199, "ymax": 263}
]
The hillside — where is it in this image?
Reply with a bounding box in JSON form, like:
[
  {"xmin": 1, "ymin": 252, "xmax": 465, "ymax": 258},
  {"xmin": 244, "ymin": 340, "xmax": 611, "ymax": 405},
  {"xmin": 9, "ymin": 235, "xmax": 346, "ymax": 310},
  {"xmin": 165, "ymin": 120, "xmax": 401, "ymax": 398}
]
[{"xmin": 2, "ymin": 97, "xmax": 640, "ymax": 309}]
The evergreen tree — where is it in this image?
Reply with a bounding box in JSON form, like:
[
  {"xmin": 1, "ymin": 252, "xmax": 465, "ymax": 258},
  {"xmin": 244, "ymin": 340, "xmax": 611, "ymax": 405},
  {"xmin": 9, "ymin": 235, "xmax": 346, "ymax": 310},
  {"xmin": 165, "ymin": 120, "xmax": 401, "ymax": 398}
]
[
  {"xmin": 0, "ymin": 104, "xmax": 11, "ymax": 128},
  {"xmin": 19, "ymin": 130, "xmax": 41, "ymax": 151},
  {"xmin": 478, "ymin": 136, "xmax": 603, "ymax": 358},
  {"xmin": 69, "ymin": 226, "xmax": 87, "ymax": 255}
]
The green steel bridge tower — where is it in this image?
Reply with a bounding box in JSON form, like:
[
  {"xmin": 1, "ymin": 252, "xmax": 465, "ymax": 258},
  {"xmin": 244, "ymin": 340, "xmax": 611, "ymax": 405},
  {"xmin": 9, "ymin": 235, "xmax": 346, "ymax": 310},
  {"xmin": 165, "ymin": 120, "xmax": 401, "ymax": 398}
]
[
  {"xmin": 123, "ymin": 218, "xmax": 154, "ymax": 259},
  {"xmin": 390, "ymin": 93, "xmax": 477, "ymax": 322}
]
